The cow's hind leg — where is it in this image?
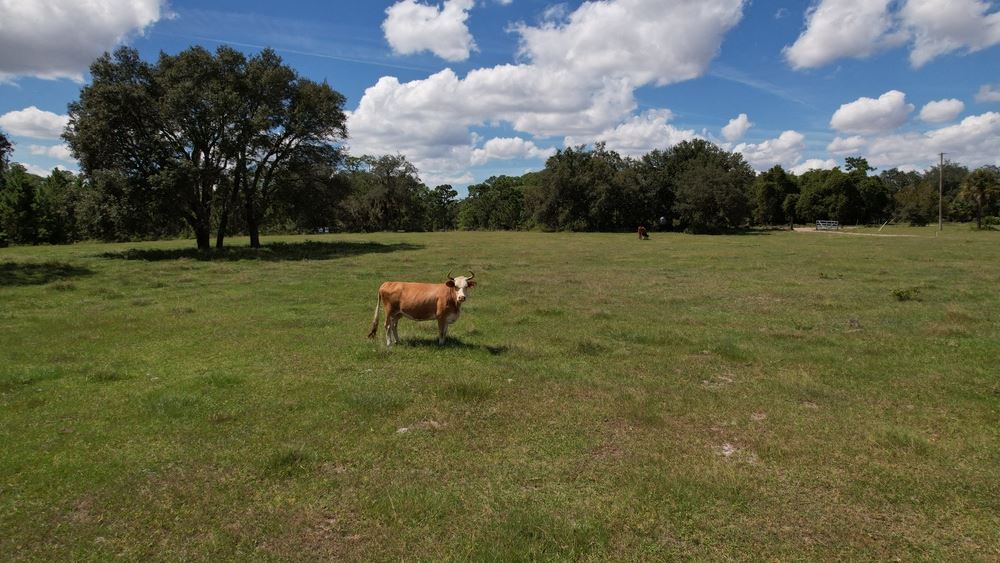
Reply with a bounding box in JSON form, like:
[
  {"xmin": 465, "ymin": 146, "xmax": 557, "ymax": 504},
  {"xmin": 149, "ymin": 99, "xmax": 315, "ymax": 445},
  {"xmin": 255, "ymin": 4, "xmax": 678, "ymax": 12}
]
[
  {"xmin": 384, "ymin": 305, "xmax": 396, "ymax": 347},
  {"xmin": 390, "ymin": 313, "xmax": 402, "ymax": 345}
]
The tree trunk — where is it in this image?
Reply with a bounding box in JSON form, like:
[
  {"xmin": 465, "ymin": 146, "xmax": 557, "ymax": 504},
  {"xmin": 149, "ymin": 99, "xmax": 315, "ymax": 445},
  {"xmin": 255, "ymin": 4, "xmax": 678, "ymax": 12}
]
[
  {"xmin": 219, "ymin": 160, "xmax": 245, "ymax": 249},
  {"xmin": 195, "ymin": 225, "xmax": 211, "ymax": 250},
  {"xmin": 246, "ymin": 196, "xmax": 261, "ymax": 249},
  {"xmin": 215, "ymin": 215, "xmax": 228, "ymax": 249},
  {"xmin": 248, "ymin": 217, "xmax": 260, "ymax": 248},
  {"xmin": 189, "ymin": 202, "xmax": 212, "ymax": 251},
  {"xmin": 216, "ymin": 186, "xmax": 240, "ymax": 249}
]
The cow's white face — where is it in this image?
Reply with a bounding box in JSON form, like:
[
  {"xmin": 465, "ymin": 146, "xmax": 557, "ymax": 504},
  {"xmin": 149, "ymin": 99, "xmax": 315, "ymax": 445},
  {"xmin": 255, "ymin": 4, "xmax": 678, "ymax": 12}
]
[{"xmin": 448, "ymin": 276, "xmax": 476, "ymax": 303}]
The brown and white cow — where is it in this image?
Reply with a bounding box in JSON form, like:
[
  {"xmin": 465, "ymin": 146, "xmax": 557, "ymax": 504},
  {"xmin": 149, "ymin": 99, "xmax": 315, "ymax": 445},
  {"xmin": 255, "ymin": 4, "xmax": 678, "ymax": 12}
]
[{"xmin": 367, "ymin": 272, "xmax": 476, "ymax": 346}]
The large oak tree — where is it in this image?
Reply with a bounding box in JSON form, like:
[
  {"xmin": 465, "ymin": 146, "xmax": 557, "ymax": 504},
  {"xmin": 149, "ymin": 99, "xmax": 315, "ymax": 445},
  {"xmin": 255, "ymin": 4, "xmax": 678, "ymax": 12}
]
[{"xmin": 64, "ymin": 46, "xmax": 346, "ymax": 249}]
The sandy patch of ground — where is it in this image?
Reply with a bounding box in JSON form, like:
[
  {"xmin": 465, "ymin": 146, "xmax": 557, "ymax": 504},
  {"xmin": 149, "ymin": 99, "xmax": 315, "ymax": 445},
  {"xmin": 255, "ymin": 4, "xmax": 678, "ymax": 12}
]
[{"xmin": 792, "ymin": 227, "xmax": 918, "ymax": 237}]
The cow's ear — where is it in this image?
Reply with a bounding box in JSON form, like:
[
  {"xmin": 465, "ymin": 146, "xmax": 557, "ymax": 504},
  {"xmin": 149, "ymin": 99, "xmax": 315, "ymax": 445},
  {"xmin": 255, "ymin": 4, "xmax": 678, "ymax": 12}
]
[
  {"xmin": 467, "ymin": 281, "xmax": 476, "ymax": 288},
  {"xmin": 446, "ymin": 279, "xmax": 455, "ymax": 287}
]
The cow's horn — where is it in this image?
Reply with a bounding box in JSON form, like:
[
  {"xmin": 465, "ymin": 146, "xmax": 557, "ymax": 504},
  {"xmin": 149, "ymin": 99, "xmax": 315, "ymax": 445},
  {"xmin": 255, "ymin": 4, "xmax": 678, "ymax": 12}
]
[
  {"xmin": 467, "ymin": 271, "xmax": 475, "ymax": 280},
  {"xmin": 447, "ymin": 270, "xmax": 454, "ymax": 280}
]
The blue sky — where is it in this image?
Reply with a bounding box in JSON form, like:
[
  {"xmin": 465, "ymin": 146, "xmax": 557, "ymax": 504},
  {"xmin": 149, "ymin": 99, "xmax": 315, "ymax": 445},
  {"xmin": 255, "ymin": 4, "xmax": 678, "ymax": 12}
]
[{"xmin": 2, "ymin": 0, "xmax": 1000, "ymax": 191}]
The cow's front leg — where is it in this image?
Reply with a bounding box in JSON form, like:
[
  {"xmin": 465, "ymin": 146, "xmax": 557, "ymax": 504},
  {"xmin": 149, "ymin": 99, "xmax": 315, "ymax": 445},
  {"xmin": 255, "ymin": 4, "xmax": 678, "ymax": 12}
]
[{"xmin": 437, "ymin": 316, "xmax": 449, "ymax": 345}]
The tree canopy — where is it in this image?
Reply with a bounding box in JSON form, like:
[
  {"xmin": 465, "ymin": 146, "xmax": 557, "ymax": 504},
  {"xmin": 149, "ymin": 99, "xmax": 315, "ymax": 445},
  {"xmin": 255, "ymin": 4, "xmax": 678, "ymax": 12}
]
[
  {"xmin": 64, "ymin": 46, "xmax": 347, "ymax": 249},
  {"xmin": 0, "ymin": 130, "xmax": 12, "ymax": 175}
]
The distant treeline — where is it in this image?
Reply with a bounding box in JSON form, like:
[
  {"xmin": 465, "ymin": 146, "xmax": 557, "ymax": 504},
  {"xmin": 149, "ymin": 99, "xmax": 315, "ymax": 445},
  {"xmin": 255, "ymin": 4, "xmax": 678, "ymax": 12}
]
[
  {"xmin": 3, "ymin": 139, "xmax": 998, "ymax": 247},
  {"xmin": 1, "ymin": 45, "xmax": 998, "ymax": 247}
]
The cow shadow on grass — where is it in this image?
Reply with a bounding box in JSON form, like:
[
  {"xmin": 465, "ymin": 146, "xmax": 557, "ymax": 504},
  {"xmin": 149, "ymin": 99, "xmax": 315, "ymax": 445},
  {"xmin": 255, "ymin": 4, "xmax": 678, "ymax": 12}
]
[
  {"xmin": 0, "ymin": 261, "xmax": 94, "ymax": 287},
  {"xmin": 99, "ymin": 240, "xmax": 423, "ymax": 262},
  {"xmin": 399, "ymin": 337, "xmax": 508, "ymax": 355}
]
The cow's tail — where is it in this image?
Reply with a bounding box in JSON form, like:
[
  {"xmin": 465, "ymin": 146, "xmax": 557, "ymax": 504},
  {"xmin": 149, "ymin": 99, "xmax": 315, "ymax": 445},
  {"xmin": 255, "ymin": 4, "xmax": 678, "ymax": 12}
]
[{"xmin": 367, "ymin": 290, "xmax": 382, "ymax": 339}]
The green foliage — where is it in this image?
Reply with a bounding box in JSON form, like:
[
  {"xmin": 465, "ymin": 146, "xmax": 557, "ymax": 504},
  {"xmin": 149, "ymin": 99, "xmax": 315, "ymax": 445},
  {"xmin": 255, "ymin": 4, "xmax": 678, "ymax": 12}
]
[
  {"xmin": 670, "ymin": 140, "xmax": 753, "ymax": 232},
  {"xmin": 459, "ymin": 176, "xmax": 526, "ymax": 230},
  {"xmin": 0, "ymin": 165, "xmax": 40, "ymax": 244},
  {"xmin": 921, "ymin": 160, "xmax": 975, "ymax": 221},
  {"xmin": 34, "ymin": 169, "xmax": 80, "ymax": 244},
  {"xmin": 425, "ymin": 185, "xmax": 458, "ymax": 231},
  {"xmin": 528, "ymin": 140, "xmax": 752, "ymax": 233},
  {"xmin": 532, "ymin": 145, "xmax": 602, "ymax": 231},
  {"xmin": 796, "ymin": 168, "xmax": 864, "ymax": 224},
  {"xmin": 782, "ymin": 193, "xmax": 800, "ymax": 225},
  {"xmin": 845, "ymin": 156, "xmax": 875, "ymax": 175},
  {"xmin": 895, "ymin": 182, "xmax": 937, "ymax": 226},
  {"xmin": 0, "ymin": 129, "xmax": 12, "ymax": 175},
  {"xmin": 76, "ymin": 170, "xmax": 186, "ymax": 241},
  {"xmin": 340, "ymin": 154, "xmax": 429, "ymax": 232},
  {"xmin": 0, "ymin": 165, "xmax": 90, "ymax": 244},
  {"xmin": 636, "ymin": 148, "xmax": 677, "ymax": 225},
  {"xmin": 879, "ymin": 168, "xmax": 922, "ymax": 196},
  {"xmin": 752, "ymin": 165, "xmax": 797, "ymax": 225},
  {"xmin": 960, "ymin": 166, "xmax": 1000, "ymax": 229},
  {"xmin": 64, "ymin": 46, "xmax": 347, "ymax": 249},
  {"xmin": 858, "ymin": 175, "xmax": 891, "ymax": 223}
]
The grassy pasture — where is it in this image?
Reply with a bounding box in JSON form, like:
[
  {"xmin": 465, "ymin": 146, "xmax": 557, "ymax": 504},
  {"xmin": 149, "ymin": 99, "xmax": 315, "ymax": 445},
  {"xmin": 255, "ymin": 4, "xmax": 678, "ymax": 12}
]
[{"xmin": 1, "ymin": 227, "xmax": 998, "ymax": 560}]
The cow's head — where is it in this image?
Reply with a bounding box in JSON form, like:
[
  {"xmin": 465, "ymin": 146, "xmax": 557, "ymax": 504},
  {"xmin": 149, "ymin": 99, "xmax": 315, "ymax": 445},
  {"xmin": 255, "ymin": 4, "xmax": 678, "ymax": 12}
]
[{"xmin": 446, "ymin": 271, "xmax": 476, "ymax": 303}]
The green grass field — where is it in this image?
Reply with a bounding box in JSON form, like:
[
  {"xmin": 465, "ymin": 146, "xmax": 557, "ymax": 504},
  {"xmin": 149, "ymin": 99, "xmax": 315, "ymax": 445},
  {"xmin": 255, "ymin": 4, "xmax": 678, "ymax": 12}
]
[{"xmin": 2, "ymin": 226, "xmax": 998, "ymax": 560}]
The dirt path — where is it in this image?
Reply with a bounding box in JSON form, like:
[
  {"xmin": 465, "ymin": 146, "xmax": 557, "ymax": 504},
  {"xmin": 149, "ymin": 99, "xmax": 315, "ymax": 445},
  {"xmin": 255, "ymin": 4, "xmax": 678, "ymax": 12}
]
[{"xmin": 792, "ymin": 227, "xmax": 919, "ymax": 237}]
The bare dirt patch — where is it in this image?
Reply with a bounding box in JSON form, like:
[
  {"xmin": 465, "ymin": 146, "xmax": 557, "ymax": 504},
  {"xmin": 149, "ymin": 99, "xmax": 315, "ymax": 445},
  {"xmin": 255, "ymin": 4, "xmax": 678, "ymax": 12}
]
[
  {"xmin": 793, "ymin": 227, "xmax": 917, "ymax": 238},
  {"xmin": 396, "ymin": 419, "xmax": 446, "ymax": 433},
  {"xmin": 701, "ymin": 374, "xmax": 735, "ymax": 389}
]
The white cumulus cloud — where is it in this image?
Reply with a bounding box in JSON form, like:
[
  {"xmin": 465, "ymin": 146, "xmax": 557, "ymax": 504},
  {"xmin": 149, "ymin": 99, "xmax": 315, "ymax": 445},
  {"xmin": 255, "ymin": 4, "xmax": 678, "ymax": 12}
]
[
  {"xmin": 977, "ymin": 84, "xmax": 1000, "ymax": 102},
  {"xmin": 721, "ymin": 113, "xmax": 752, "ymax": 141},
  {"xmin": 827, "ymin": 135, "xmax": 868, "ymax": 154},
  {"xmin": 28, "ymin": 144, "xmax": 75, "ymax": 161},
  {"xmin": 0, "ymin": 0, "xmax": 166, "ymax": 82},
  {"xmin": 734, "ymin": 130, "xmax": 807, "ymax": 171},
  {"xmin": 830, "ymin": 90, "xmax": 914, "ymax": 134},
  {"xmin": 0, "ymin": 107, "xmax": 70, "ymax": 140},
  {"xmin": 517, "ymin": 0, "xmax": 746, "ymax": 88},
  {"xmin": 790, "ymin": 158, "xmax": 839, "ymax": 174},
  {"xmin": 17, "ymin": 162, "xmax": 77, "ymax": 177},
  {"xmin": 919, "ymin": 98, "xmax": 964, "ymax": 123},
  {"xmin": 903, "ymin": 0, "xmax": 1000, "ymax": 68},
  {"xmin": 471, "ymin": 137, "xmax": 554, "ymax": 165},
  {"xmin": 351, "ymin": 0, "xmax": 746, "ymax": 184},
  {"xmin": 383, "ymin": 0, "xmax": 477, "ymax": 62},
  {"xmin": 564, "ymin": 109, "xmax": 699, "ymax": 157},
  {"xmin": 784, "ymin": 0, "xmax": 1000, "ymax": 70},
  {"xmin": 864, "ymin": 111, "xmax": 1000, "ymax": 169},
  {"xmin": 784, "ymin": 0, "xmax": 902, "ymax": 70}
]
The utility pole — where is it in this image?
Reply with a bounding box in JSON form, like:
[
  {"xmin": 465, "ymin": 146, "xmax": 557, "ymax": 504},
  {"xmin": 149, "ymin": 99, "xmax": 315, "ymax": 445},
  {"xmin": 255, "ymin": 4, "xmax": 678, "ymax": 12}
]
[{"xmin": 938, "ymin": 152, "xmax": 945, "ymax": 231}]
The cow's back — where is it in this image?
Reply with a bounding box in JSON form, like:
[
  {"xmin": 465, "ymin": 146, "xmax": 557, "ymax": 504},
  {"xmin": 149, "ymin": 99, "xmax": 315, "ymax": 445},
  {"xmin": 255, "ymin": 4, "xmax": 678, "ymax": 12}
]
[{"xmin": 379, "ymin": 281, "xmax": 446, "ymax": 320}]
